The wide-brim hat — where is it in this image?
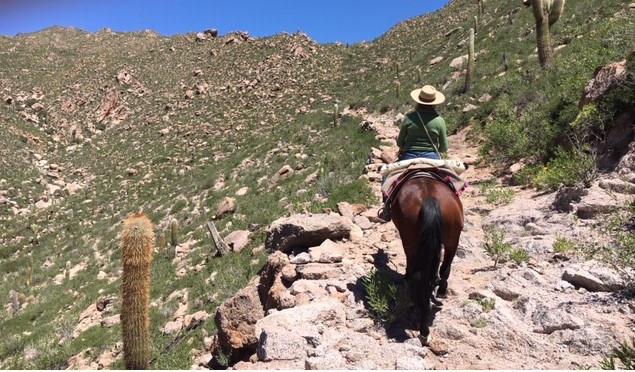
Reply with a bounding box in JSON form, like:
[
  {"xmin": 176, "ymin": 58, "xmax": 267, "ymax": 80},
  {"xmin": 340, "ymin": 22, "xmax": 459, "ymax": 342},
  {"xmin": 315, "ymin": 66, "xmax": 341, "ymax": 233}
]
[{"xmin": 410, "ymin": 85, "xmax": 445, "ymax": 105}]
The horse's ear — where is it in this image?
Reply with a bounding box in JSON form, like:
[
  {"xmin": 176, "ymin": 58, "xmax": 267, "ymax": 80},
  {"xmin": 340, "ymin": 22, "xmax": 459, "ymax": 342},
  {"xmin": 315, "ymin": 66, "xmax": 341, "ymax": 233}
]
[{"xmin": 463, "ymin": 162, "xmax": 470, "ymax": 171}]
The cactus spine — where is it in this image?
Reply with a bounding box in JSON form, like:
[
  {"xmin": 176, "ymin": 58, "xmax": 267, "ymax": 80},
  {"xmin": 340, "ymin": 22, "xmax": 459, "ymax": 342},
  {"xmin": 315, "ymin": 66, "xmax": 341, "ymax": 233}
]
[
  {"xmin": 121, "ymin": 213, "xmax": 154, "ymax": 370},
  {"xmin": 464, "ymin": 28, "xmax": 475, "ymax": 93},
  {"xmin": 527, "ymin": 0, "xmax": 566, "ymax": 67}
]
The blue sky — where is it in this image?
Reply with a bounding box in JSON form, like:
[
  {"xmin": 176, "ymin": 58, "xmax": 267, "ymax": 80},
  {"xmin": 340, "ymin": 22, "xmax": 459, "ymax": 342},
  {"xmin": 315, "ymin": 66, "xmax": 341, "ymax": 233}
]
[{"xmin": 0, "ymin": 0, "xmax": 449, "ymax": 44}]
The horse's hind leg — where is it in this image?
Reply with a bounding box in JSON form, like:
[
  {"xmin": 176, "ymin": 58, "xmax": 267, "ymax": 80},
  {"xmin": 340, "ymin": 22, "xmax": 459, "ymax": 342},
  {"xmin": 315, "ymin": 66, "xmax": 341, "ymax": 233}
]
[
  {"xmin": 410, "ymin": 271, "xmax": 432, "ymax": 345},
  {"xmin": 436, "ymin": 244, "xmax": 457, "ymax": 298}
]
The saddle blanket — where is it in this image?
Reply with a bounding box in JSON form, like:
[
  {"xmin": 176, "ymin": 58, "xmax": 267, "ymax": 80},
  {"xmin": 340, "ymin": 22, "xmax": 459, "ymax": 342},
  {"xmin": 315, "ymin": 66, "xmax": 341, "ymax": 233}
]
[
  {"xmin": 380, "ymin": 157, "xmax": 468, "ymax": 177},
  {"xmin": 381, "ymin": 161, "xmax": 468, "ymax": 200}
]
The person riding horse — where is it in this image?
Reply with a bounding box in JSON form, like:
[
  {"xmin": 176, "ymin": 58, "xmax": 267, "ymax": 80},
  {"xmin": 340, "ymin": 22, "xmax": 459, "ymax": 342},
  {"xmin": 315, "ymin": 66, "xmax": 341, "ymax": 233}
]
[
  {"xmin": 376, "ymin": 85, "xmax": 464, "ymax": 345},
  {"xmin": 379, "ymin": 84, "xmax": 448, "ymax": 222}
]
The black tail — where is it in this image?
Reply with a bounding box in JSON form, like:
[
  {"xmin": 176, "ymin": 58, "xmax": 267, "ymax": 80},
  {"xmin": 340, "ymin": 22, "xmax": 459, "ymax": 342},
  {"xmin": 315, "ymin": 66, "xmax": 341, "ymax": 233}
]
[
  {"xmin": 418, "ymin": 197, "xmax": 442, "ymax": 289},
  {"xmin": 410, "ymin": 197, "xmax": 443, "ymax": 324},
  {"xmin": 409, "ymin": 197, "xmax": 443, "ymax": 344}
]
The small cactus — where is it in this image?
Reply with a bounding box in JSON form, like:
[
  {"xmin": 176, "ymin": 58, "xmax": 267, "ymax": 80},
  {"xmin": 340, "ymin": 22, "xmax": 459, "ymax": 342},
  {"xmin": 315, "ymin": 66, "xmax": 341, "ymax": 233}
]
[
  {"xmin": 464, "ymin": 28, "xmax": 475, "ymax": 93},
  {"xmin": 170, "ymin": 218, "xmax": 178, "ymax": 247},
  {"xmin": 11, "ymin": 290, "xmax": 19, "ymax": 315},
  {"xmin": 416, "ymin": 66, "xmax": 422, "ymax": 83},
  {"xmin": 395, "ymin": 81, "xmax": 401, "ymax": 98},
  {"xmin": 65, "ymin": 261, "xmax": 71, "ymax": 282},
  {"xmin": 121, "ymin": 213, "xmax": 154, "ymax": 370},
  {"xmin": 25, "ymin": 264, "xmax": 32, "ymax": 288},
  {"xmin": 333, "ymin": 103, "xmax": 339, "ymax": 127},
  {"xmin": 158, "ymin": 231, "xmax": 166, "ymax": 253}
]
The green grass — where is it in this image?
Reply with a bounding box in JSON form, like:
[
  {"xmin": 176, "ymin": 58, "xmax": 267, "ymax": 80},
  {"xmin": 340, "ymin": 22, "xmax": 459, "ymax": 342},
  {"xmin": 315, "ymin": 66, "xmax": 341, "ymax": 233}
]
[
  {"xmin": 471, "ymin": 317, "xmax": 488, "ymax": 328},
  {"xmin": 479, "ymin": 181, "xmax": 515, "ymax": 205}
]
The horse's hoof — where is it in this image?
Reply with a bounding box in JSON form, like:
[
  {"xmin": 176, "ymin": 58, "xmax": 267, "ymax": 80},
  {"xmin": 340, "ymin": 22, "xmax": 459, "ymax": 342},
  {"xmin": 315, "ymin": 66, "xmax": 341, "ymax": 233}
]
[
  {"xmin": 431, "ymin": 296, "xmax": 443, "ymax": 307},
  {"xmin": 418, "ymin": 334, "xmax": 430, "ymax": 346}
]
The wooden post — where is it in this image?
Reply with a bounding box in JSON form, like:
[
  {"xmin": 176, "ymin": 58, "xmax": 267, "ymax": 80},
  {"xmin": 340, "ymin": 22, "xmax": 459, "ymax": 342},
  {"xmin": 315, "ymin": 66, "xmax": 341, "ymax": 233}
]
[{"xmin": 206, "ymin": 221, "xmax": 230, "ymax": 259}]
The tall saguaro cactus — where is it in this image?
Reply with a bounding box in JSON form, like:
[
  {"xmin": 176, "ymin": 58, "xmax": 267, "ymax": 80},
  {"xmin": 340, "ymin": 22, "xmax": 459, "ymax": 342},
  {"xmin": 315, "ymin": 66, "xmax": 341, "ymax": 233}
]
[
  {"xmin": 121, "ymin": 213, "xmax": 154, "ymax": 370},
  {"xmin": 464, "ymin": 28, "xmax": 475, "ymax": 93},
  {"xmin": 525, "ymin": 0, "xmax": 566, "ymax": 68}
]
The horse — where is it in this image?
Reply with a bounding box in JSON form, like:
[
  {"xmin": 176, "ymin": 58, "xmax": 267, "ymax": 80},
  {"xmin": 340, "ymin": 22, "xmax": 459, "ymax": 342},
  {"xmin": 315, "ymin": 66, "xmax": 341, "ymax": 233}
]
[{"xmin": 390, "ymin": 175, "xmax": 464, "ymax": 345}]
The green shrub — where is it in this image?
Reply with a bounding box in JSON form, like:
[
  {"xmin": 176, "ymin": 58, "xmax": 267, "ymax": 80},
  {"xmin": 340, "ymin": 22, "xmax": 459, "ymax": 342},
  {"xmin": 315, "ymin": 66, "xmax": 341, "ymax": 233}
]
[
  {"xmin": 599, "ymin": 206, "xmax": 635, "ymax": 287},
  {"xmin": 471, "ymin": 317, "xmax": 488, "ymax": 328},
  {"xmin": 483, "ymin": 226, "xmax": 513, "ymax": 268},
  {"xmin": 533, "ymin": 148, "xmax": 596, "ymax": 190},
  {"xmin": 477, "ymin": 297, "xmax": 496, "ymax": 312},
  {"xmin": 362, "ymin": 269, "xmax": 409, "ymax": 325},
  {"xmin": 509, "ymin": 248, "xmax": 529, "ymax": 265},
  {"xmin": 512, "ymin": 164, "xmax": 541, "ymax": 187},
  {"xmin": 478, "ymin": 99, "xmax": 529, "ymax": 162},
  {"xmin": 553, "ymin": 236, "xmax": 577, "ymax": 254}
]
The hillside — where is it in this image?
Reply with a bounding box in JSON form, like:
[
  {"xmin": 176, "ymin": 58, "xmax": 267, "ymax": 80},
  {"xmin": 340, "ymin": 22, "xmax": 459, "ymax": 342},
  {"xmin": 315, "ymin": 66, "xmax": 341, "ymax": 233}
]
[{"xmin": 1, "ymin": 0, "xmax": 634, "ymax": 369}]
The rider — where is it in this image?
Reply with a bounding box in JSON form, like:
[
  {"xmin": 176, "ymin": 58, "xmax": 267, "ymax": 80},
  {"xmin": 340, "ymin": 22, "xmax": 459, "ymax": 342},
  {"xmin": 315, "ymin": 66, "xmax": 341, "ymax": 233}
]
[{"xmin": 378, "ymin": 84, "xmax": 448, "ymax": 222}]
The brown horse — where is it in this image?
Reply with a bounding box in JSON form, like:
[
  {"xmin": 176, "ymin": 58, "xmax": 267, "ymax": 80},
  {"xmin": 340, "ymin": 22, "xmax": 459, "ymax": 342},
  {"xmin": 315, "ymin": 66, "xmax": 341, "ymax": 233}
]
[{"xmin": 391, "ymin": 175, "xmax": 464, "ymax": 345}]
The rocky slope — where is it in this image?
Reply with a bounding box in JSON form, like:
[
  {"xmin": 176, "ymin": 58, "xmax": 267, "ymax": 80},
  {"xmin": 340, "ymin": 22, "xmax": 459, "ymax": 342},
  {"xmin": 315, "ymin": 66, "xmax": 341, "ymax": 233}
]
[{"xmin": 202, "ymin": 104, "xmax": 635, "ymax": 370}]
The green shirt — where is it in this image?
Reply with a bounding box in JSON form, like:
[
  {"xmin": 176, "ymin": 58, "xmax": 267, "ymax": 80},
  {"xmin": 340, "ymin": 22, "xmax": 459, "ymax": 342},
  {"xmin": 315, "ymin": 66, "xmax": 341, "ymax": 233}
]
[{"xmin": 396, "ymin": 106, "xmax": 448, "ymax": 153}]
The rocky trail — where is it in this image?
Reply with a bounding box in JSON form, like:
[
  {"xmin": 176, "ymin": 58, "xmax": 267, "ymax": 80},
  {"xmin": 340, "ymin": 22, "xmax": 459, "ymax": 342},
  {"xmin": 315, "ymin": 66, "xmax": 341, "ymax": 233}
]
[{"xmin": 202, "ymin": 109, "xmax": 635, "ymax": 370}]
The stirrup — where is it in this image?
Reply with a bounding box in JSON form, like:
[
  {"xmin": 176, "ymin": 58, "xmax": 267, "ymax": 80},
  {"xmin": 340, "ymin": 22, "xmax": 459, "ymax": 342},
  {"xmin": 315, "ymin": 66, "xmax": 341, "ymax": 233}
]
[{"xmin": 377, "ymin": 207, "xmax": 391, "ymax": 222}]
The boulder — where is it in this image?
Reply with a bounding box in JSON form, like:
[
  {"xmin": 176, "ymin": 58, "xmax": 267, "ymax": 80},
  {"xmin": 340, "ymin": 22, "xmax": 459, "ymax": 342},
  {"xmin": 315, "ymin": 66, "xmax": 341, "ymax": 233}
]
[
  {"xmin": 214, "ymin": 279, "xmax": 264, "ymax": 352},
  {"xmin": 579, "ymin": 60, "xmax": 627, "ymax": 108},
  {"xmin": 562, "ymin": 265, "xmax": 625, "ymax": 292},
  {"xmin": 255, "ymin": 299, "xmax": 346, "ymax": 336},
  {"xmin": 215, "ymin": 196, "xmax": 236, "ymax": 219},
  {"xmin": 257, "ymin": 326, "xmax": 307, "ymax": 361},
  {"xmin": 429, "ymin": 56, "xmax": 444, "ymax": 65},
  {"xmin": 532, "ymin": 309, "xmax": 584, "ymax": 334},
  {"xmin": 265, "ymin": 213, "xmax": 354, "ymax": 253},
  {"xmin": 450, "ymin": 55, "xmax": 467, "ymax": 69},
  {"xmin": 225, "ymin": 230, "xmax": 251, "ymax": 252}
]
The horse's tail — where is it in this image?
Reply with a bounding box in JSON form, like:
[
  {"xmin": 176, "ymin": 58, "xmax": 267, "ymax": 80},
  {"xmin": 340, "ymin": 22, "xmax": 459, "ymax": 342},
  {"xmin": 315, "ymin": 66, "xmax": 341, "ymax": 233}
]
[{"xmin": 411, "ymin": 197, "xmax": 443, "ymax": 303}]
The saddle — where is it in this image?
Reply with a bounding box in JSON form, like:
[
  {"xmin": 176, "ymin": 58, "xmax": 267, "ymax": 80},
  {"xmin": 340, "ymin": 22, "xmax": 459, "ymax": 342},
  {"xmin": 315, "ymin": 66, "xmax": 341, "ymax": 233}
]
[{"xmin": 381, "ymin": 162, "xmax": 469, "ymax": 204}]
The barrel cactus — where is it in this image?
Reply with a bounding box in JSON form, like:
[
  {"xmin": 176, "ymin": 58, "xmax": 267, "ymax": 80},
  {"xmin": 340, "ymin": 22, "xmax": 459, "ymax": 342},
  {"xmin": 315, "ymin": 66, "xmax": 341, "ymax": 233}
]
[{"xmin": 121, "ymin": 213, "xmax": 154, "ymax": 369}]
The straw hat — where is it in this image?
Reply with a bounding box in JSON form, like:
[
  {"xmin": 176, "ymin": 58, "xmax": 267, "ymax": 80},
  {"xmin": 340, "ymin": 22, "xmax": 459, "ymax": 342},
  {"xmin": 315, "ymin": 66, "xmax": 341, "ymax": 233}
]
[{"xmin": 410, "ymin": 85, "xmax": 445, "ymax": 105}]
